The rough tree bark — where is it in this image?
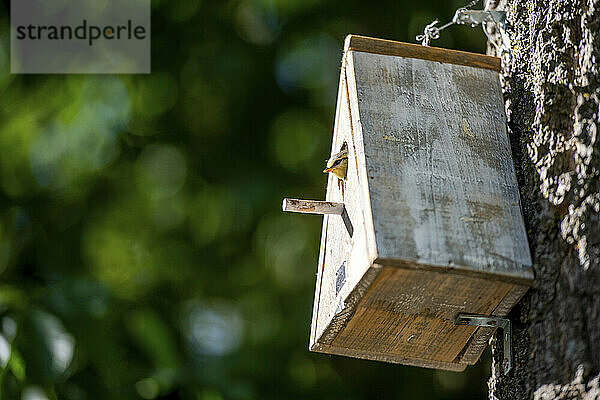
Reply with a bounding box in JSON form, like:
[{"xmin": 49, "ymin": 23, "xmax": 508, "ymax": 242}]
[{"xmin": 485, "ymin": 1, "xmax": 600, "ymax": 399}]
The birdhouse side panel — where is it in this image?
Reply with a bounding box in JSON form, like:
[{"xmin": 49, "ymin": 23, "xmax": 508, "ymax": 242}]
[{"xmin": 347, "ymin": 50, "xmax": 532, "ymax": 279}]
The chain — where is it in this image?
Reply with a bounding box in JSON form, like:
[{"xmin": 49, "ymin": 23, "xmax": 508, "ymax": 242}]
[{"xmin": 416, "ymin": 0, "xmax": 481, "ymax": 46}]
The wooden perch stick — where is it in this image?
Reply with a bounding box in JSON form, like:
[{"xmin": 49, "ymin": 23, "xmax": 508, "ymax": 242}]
[{"xmin": 282, "ymin": 199, "xmax": 344, "ymax": 215}]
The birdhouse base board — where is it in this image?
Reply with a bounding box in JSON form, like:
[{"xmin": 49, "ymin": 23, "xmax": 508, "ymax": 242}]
[{"xmin": 309, "ymin": 263, "xmax": 529, "ymax": 371}]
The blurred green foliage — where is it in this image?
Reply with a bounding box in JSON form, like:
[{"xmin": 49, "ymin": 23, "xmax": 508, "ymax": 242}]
[{"xmin": 0, "ymin": 0, "xmax": 490, "ymax": 398}]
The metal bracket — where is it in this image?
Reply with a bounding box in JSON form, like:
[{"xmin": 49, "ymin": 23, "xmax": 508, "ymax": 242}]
[
  {"xmin": 452, "ymin": 9, "xmax": 506, "ymax": 26},
  {"xmin": 455, "ymin": 313, "xmax": 513, "ymax": 375},
  {"xmin": 453, "ymin": 9, "xmax": 511, "ymax": 57}
]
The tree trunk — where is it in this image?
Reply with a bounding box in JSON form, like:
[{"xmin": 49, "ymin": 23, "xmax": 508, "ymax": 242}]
[{"xmin": 486, "ymin": 1, "xmax": 600, "ymax": 399}]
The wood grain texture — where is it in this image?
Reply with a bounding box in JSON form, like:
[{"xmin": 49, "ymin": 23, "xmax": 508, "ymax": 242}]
[
  {"xmin": 282, "ymin": 198, "xmax": 344, "ymax": 215},
  {"xmin": 312, "ymin": 342, "xmax": 467, "ymax": 372},
  {"xmin": 331, "ymin": 266, "xmax": 512, "ymax": 364},
  {"xmin": 344, "ymin": 35, "xmax": 501, "ymax": 72},
  {"xmin": 347, "ymin": 50, "xmax": 533, "ymax": 280}
]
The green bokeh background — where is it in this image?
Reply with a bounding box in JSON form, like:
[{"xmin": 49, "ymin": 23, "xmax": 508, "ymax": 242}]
[{"xmin": 0, "ymin": 0, "xmax": 491, "ymax": 398}]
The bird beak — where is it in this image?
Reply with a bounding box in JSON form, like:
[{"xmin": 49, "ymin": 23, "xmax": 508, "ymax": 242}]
[{"xmin": 323, "ymin": 167, "xmax": 333, "ymax": 173}]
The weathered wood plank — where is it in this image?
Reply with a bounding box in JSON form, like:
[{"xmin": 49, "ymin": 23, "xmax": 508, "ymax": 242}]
[
  {"xmin": 347, "ymin": 49, "xmax": 532, "ymax": 280},
  {"xmin": 376, "ymin": 257, "xmax": 532, "ymax": 286},
  {"xmin": 345, "ymin": 34, "xmax": 501, "ymax": 72},
  {"xmin": 330, "ymin": 265, "xmax": 512, "ymax": 363},
  {"xmin": 282, "ymin": 198, "xmax": 344, "ymax": 215},
  {"xmin": 312, "ymin": 342, "xmax": 467, "ymax": 372},
  {"xmin": 310, "ymin": 62, "xmax": 377, "ymax": 348},
  {"xmin": 310, "ymin": 70, "xmax": 347, "ymax": 348}
]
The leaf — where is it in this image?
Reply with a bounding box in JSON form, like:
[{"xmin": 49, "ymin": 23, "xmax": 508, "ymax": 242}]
[{"xmin": 9, "ymin": 349, "xmax": 25, "ymax": 382}]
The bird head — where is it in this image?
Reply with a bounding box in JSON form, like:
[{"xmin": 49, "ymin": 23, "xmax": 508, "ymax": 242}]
[{"xmin": 323, "ymin": 144, "xmax": 348, "ymax": 180}]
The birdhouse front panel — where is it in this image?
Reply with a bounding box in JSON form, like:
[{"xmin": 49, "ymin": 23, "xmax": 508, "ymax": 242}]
[
  {"xmin": 309, "ymin": 58, "xmax": 377, "ymax": 350},
  {"xmin": 309, "ymin": 35, "xmax": 533, "ymax": 371}
]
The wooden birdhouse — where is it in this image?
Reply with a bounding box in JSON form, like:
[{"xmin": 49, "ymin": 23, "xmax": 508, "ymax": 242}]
[{"xmin": 283, "ymin": 35, "xmax": 532, "ymax": 371}]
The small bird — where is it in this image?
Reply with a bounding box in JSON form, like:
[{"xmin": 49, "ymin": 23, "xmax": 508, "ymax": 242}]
[{"xmin": 323, "ymin": 143, "xmax": 348, "ymax": 181}]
